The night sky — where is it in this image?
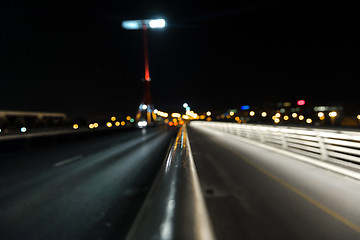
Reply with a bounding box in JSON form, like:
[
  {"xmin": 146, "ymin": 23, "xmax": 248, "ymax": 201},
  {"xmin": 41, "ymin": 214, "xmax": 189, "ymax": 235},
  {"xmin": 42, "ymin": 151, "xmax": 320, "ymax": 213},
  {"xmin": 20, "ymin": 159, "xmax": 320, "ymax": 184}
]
[{"xmin": 1, "ymin": 1, "xmax": 358, "ymax": 118}]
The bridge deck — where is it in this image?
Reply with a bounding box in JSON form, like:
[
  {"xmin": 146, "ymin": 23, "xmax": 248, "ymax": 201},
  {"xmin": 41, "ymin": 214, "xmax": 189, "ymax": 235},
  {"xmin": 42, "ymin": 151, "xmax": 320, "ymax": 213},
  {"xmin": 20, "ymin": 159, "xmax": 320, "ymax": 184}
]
[{"xmin": 188, "ymin": 124, "xmax": 360, "ymax": 239}]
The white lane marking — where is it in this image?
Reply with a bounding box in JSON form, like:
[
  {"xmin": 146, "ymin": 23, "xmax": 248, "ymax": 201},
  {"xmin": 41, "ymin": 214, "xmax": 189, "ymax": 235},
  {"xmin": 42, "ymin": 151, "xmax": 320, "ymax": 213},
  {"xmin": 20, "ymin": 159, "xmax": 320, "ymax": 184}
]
[{"xmin": 54, "ymin": 155, "xmax": 83, "ymax": 167}]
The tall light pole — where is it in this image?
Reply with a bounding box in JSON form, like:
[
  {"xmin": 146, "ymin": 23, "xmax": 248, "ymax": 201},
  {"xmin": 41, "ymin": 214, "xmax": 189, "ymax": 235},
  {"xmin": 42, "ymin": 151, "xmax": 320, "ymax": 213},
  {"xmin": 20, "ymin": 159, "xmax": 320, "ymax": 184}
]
[{"xmin": 122, "ymin": 18, "xmax": 166, "ymax": 125}]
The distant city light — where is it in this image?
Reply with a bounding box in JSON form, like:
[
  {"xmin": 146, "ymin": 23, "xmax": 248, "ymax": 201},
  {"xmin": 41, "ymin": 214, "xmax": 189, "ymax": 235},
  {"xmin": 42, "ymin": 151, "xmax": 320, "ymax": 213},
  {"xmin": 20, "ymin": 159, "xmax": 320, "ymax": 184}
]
[
  {"xmin": 73, "ymin": 124, "xmax": 79, "ymax": 130},
  {"xmin": 141, "ymin": 104, "xmax": 148, "ymax": 110},
  {"xmin": 241, "ymin": 105, "xmax": 250, "ymax": 110},
  {"xmin": 357, "ymin": 115, "xmax": 360, "ymax": 120},
  {"xmin": 20, "ymin": 127, "xmax": 27, "ymax": 133},
  {"xmin": 171, "ymin": 113, "xmax": 181, "ymax": 118},
  {"xmin": 121, "ymin": 121, "xmax": 126, "ymax": 126},
  {"xmin": 183, "ymin": 103, "xmax": 188, "ymax": 108},
  {"xmin": 283, "ymin": 115, "xmax": 289, "ymax": 120},
  {"xmin": 115, "ymin": 121, "xmax": 120, "ymax": 126},
  {"xmin": 297, "ymin": 100, "xmax": 306, "ymax": 106},
  {"xmin": 329, "ymin": 111, "xmax": 337, "ymax": 118},
  {"xmin": 249, "ymin": 111, "xmax": 255, "ymax": 116},
  {"xmin": 206, "ymin": 111, "xmax": 211, "ymax": 116},
  {"xmin": 298, "ymin": 115, "xmax": 304, "ymax": 121},
  {"xmin": 111, "ymin": 116, "xmax": 116, "ymax": 121},
  {"xmin": 318, "ymin": 112, "xmax": 325, "ymax": 118},
  {"xmin": 261, "ymin": 112, "xmax": 267, "ymax": 117},
  {"xmin": 292, "ymin": 113, "xmax": 298, "ymax": 118},
  {"xmin": 106, "ymin": 122, "xmax": 112, "ymax": 128},
  {"xmin": 306, "ymin": 118, "xmax": 313, "ymax": 124}
]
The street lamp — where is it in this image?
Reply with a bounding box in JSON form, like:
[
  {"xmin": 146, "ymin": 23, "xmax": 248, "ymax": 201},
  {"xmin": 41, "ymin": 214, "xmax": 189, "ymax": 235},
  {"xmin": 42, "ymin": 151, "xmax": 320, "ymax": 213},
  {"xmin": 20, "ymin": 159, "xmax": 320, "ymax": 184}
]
[{"xmin": 122, "ymin": 18, "xmax": 166, "ymax": 124}]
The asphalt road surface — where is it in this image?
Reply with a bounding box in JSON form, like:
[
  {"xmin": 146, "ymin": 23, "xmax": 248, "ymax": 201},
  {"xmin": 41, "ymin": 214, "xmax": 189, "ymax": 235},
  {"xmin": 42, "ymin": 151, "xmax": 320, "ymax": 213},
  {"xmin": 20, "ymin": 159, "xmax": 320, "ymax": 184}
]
[
  {"xmin": 188, "ymin": 124, "xmax": 360, "ymax": 240},
  {"xmin": 0, "ymin": 126, "xmax": 176, "ymax": 240}
]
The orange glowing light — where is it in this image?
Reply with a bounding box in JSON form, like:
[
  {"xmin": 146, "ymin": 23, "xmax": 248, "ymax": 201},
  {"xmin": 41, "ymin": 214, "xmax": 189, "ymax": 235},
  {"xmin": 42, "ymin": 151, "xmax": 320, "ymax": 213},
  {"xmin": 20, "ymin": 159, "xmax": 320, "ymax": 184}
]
[
  {"xmin": 179, "ymin": 120, "xmax": 184, "ymax": 125},
  {"xmin": 168, "ymin": 121, "xmax": 174, "ymax": 126}
]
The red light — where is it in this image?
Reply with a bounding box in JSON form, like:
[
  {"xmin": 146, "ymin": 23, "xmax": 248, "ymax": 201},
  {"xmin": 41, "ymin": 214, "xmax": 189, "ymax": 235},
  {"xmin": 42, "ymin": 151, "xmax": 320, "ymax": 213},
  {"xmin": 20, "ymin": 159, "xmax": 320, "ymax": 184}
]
[
  {"xmin": 168, "ymin": 121, "xmax": 174, "ymax": 126},
  {"xmin": 297, "ymin": 100, "xmax": 305, "ymax": 106},
  {"xmin": 145, "ymin": 69, "xmax": 150, "ymax": 81},
  {"xmin": 173, "ymin": 122, "xmax": 178, "ymax": 126}
]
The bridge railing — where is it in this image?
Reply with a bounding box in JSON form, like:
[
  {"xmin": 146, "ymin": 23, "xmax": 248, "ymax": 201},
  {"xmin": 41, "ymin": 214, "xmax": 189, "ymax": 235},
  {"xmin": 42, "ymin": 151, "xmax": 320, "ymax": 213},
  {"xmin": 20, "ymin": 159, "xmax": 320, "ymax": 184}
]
[
  {"xmin": 125, "ymin": 125, "xmax": 215, "ymax": 240},
  {"xmin": 190, "ymin": 121, "xmax": 360, "ymax": 168}
]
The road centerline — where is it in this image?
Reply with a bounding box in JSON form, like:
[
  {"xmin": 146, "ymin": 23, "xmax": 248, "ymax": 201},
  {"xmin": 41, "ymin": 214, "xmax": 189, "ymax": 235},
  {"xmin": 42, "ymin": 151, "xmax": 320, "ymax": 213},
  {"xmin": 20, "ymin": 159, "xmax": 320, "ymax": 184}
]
[{"xmin": 54, "ymin": 154, "xmax": 83, "ymax": 167}]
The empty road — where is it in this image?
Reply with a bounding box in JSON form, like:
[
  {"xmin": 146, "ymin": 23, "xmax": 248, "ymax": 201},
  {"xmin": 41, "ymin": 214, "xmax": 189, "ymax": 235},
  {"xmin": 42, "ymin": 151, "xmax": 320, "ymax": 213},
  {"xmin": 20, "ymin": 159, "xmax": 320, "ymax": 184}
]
[{"xmin": 0, "ymin": 126, "xmax": 175, "ymax": 240}]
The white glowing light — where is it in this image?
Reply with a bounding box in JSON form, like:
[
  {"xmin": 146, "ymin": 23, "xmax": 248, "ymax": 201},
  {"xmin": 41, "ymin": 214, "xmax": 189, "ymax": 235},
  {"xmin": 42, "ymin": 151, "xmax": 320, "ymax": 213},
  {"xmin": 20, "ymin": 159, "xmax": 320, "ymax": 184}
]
[
  {"xmin": 137, "ymin": 121, "xmax": 148, "ymax": 128},
  {"xmin": 149, "ymin": 19, "xmax": 166, "ymax": 28}
]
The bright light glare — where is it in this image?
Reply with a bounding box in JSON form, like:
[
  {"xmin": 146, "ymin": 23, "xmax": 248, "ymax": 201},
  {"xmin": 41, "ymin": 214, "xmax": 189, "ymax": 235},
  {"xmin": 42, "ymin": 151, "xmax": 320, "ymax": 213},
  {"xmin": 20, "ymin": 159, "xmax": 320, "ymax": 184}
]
[
  {"xmin": 183, "ymin": 103, "xmax": 188, "ymax": 108},
  {"xmin": 20, "ymin": 127, "xmax": 27, "ymax": 133},
  {"xmin": 149, "ymin": 19, "xmax": 166, "ymax": 28},
  {"xmin": 329, "ymin": 111, "xmax": 337, "ymax": 118},
  {"xmin": 73, "ymin": 124, "xmax": 79, "ymax": 130},
  {"xmin": 138, "ymin": 120, "xmax": 148, "ymax": 128},
  {"xmin": 142, "ymin": 104, "xmax": 148, "ymax": 110},
  {"xmin": 171, "ymin": 113, "xmax": 181, "ymax": 118}
]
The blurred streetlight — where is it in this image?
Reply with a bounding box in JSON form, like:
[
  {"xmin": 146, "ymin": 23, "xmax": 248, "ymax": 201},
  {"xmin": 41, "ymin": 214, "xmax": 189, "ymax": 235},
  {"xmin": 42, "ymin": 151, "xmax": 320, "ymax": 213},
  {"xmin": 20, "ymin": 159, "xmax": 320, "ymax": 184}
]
[{"xmin": 122, "ymin": 18, "xmax": 166, "ymax": 125}]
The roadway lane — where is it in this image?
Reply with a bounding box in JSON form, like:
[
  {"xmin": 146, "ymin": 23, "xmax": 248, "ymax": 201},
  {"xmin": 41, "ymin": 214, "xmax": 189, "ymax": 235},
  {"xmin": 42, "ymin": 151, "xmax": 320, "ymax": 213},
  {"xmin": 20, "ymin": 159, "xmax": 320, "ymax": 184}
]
[
  {"xmin": 0, "ymin": 126, "xmax": 176, "ymax": 240},
  {"xmin": 188, "ymin": 124, "xmax": 360, "ymax": 240}
]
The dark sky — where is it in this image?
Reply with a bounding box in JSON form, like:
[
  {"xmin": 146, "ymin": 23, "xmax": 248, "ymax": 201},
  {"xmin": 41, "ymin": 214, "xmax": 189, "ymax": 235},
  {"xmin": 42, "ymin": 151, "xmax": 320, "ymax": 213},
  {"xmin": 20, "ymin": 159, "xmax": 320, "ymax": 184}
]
[{"xmin": 1, "ymin": 1, "xmax": 358, "ymax": 118}]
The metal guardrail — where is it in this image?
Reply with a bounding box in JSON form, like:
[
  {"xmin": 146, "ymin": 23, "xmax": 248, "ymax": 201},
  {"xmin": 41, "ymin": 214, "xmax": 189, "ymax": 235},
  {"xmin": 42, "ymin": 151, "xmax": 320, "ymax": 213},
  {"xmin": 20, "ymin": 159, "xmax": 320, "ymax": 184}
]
[
  {"xmin": 125, "ymin": 125, "xmax": 215, "ymax": 240},
  {"xmin": 191, "ymin": 121, "xmax": 360, "ymax": 169}
]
